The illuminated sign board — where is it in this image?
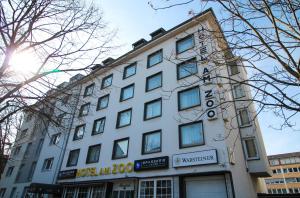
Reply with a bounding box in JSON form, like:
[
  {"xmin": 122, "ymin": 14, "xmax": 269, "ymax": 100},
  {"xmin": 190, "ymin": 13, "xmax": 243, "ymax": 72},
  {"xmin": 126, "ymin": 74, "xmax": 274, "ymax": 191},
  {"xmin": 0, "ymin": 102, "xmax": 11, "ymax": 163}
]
[{"xmin": 134, "ymin": 156, "xmax": 169, "ymax": 171}]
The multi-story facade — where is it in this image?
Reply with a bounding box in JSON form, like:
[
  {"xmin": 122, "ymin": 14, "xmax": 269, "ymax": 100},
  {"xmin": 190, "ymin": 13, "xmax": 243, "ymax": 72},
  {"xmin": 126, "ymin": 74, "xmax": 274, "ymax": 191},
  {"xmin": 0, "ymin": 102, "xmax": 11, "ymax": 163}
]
[
  {"xmin": 265, "ymin": 152, "xmax": 300, "ymax": 194},
  {"xmin": 0, "ymin": 8, "xmax": 271, "ymax": 198}
]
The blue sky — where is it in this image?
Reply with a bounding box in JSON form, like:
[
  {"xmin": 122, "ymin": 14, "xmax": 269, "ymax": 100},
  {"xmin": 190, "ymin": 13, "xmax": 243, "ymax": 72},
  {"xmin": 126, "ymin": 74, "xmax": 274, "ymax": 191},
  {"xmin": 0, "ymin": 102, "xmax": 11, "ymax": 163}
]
[{"xmin": 98, "ymin": 0, "xmax": 300, "ymax": 155}]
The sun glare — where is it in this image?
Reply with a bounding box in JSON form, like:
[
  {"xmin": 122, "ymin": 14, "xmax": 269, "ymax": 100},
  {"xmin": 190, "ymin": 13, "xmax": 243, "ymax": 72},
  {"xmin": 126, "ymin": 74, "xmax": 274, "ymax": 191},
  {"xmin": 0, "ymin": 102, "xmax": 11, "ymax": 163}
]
[{"xmin": 9, "ymin": 51, "xmax": 40, "ymax": 74}]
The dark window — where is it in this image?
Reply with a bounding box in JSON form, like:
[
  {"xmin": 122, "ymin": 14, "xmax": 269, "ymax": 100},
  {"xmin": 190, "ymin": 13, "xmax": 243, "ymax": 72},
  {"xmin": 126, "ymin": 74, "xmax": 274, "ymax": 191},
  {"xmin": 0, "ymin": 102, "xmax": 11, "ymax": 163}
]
[
  {"xmin": 86, "ymin": 144, "xmax": 101, "ymax": 164},
  {"xmin": 13, "ymin": 146, "xmax": 21, "ymax": 156},
  {"xmin": 238, "ymin": 108, "xmax": 251, "ymax": 127},
  {"xmin": 147, "ymin": 49, "xmax": 163, "ymax": 68},
  {"xmin": 101, "ymin": 74, "xmax": 113, "ymax": 89},
  {"xmin": 35, "ymin": 138, "xmax": 44, "ymax": 156},
  {"xmin": 243, "ymin": 138, "xmax": 259, "ymax": 160},
  {"xmin": 20, "ymin": 129, "xmax": 28, "ymax": 139},
  {"xmin": 15, "ymin": 164, "xmax": 24, "ymax": 181},
  {"xmin": 61, "ymin": 94, "xmax": 71, "ymax": 104},
  {"xmin": 144, "ymin": 98, "xmax": 162, "ymax": 120},
  {"xmin": 24, "ymin": 143, "xmax": 32, "ymax": 158},
  {"xmin": 73, "ymin": 124, "xmax": 85, "ymax": 140},
  {"xmin": 176, "ymin": 34, "xmax": 194, "ymax": 54},
  {"xmin": 116, "ymin": 108, "xmax": 132, "ymax": 128},
  {"xmin": 0, "ymin": 188, "xmax": 6, "ymax": 198},
  {"xmin": 146, "ymin": 72, "xmax": 162, "ymax": 92},
  {"xmin": 179, "ymin": 121, "xmax": 204, "ymax": 148},
  {"xmin": 120, "ymin": 84, "xmax": 134, "ymax": 101},
  {"xmin": 42, "ymin": 158, "xmax": 54, "ymax": 171},
  {"xmin": 177, "ymin": 58, "xmax": 198, "ymax": 79},
  {"xmin": 50, "ymin": 133, "xmax": 61, "ymax": 145},
  {"xmin": 142, "ymin": 130, "xmax": 161, "ymax": 154},
  {"xmin": 67, "ymin": 149, "xmax": 80, "ymax": 167},
  {"xmin": 92, "ymin": 117, "xmax": 105, "ymax": 135},
  {"xmin": 10, "ymin": 187, "xmax": 16, "ymax": 198},
  {"xmin": 27, "ymin": 162, "xmax": 36, "ymax": 181},
  {"xmin": 228, "ymin": 61, "xmax": 239, "ymax": 75},
  {"xmin": 57, "ymin": 113, "xmax": 66, "ymax": 125},
  {"xmin": 178, "ymin": 86, "xmax": 201, "ymax": 110},
  {"xmin": 97, "ymin": 94, "xmax": 109, "ymax": 110},
  {"xmin": 123, "ymin": 63, "xmax": 137, "ymax": 79},
  {"xmin": 233, "ymin": 84, "xmax": 245, "ymax": 99},
  {"xmin": 79, "ymin": 103, "xmax": 90, "ymax": 117},
  {"xmin": 83, "ymin": 83, "xmax": 94, "ymax": 97},
  {"xmin": 6, "ymin": 166, "xmax": 14, "ymax": 177},
  {"xmin": 112, "ymin": 138, "xmax": 129, "ymax": 159}
]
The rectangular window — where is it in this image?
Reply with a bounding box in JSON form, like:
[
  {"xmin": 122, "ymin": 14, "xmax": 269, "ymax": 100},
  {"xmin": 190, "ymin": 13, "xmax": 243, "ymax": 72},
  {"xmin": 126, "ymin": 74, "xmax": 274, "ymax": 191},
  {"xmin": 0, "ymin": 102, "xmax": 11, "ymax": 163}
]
[
  {"xmin": 233, "ymin": 84, "xmax": 245, "ymax": 98},
  {"xmin": 142, "ymin": 130, "xmax": 161, "ymax": 154},
  {"xmin": 36, "ymin": 138, "xmax": 44, "ymax": 156},
  {"xmin": 67, "ymin": 149, "xmax": 80, "ymax": 167},
  {"xmin": 139, "ymin": 179, "xmax": 172, "ymax": 198},
  {"xmin": 146, "ymin": 72, "xmax": 162, "ymax": 92},
  {"xmin": 228, "ymin": 61, "xmax": 239, "ymax": 75},
  {"xmin": 86, "ymin": 144, "xmax": 101, "ymax": 164},
  {"xmin": 101, "ymin": 74, "xmax": 113, "ymax": 89},
  {"xmin": 9, "ymin": 187, "xmax": 16, "ymax": 198},
  {"xmin": 64, "ymin": 187, "xmax": 76, "ymax": 198},
  {"xmin": 50, "ymin": 133, "xmax": 61, "ymax": 145},
  {"xmin": 79, "ymin": 103, "xmax": 90, "ymax": 117},
  {"xmin": 120, "ymin": 84, "xmax": 134, "ymax": 101},
  {"xmin": 13, "ymin": 146, "xmax": 21, "ymax": 156},
  {"xmin": 6, "ymin": 166, "xmax": 14, "ymax": 177},
  {"xmin": 243, "ymin": 138, "xmax": 259, "ymax": 160},
  {"xmin": 61, "ymin": 94, "xmax": 71, "ymax": 105},
  {"xmin": 20, "ymin": 129, "xmax": 28, "ymax": 139},
  {"xmin": 91, "ymin": 185, "xmax": 105, "ymax": 198},
  {"xmin": 238, "ymin": 108, "xmax": 251, "ymax": 127},
  {"xmin": 27, "ymin": 162, "xmax": 36, "ymax": 181},
  {"xmin": 178, "ymin": 86, "xmax": 201, "ymax": 110},
  {"xmin": 57, "ymin": 112, "xmax": 66, "ymax": 125},
  {"xmin": 176, "ymin": 34, "xmax": 194, "ymax": 54},
  {"xmin": 179, "ymin": 121, "xmax": 204, "ymax": 148},
  {"xmin": 177, "ymin": 58, "xmax": 198, "ymax": 79},
  {"xmin": 0, "ymin": 188, "xmax": 6, "ymax": 198},
  {"xmin": 112, "ymin": 138, "xmax": 129, "ymax": 159},
  {"xmin": 24, "ymin": 142, "xmax": 32, "ymax": 158},
  {"xmin": 83, "ymin": 83, "xmax": 94, "ymax": 97},
  {"xmin": 147, "ymin": 49, "xmax": 163, "ymax": 68},
  {"xmin": 144, "ymin": 98, "xmax": 162, "ymax": 120},
  {"xmin": 78, "ymin": 187, "xmax": 89, "ymax": 198},
  {"xmin": 92, "ymin": 117, "xmax": 105, "ymax": 135},
  {"xmin": 73, "ymin": 124, "xmax": 85, "ymax": 140},
  {"xmin": 123, "ymin": 63, "xmax": 137, "ymax": 79},
  {"xmin": 15, "ymin": 164, "xmax": 24, "ymax": 181},
  {"xmin": 42, "ymin": 158, "xmax": 54, "ymax": 171},
  {"xmin": 116, "ymin": 108, "xmax": 132, "ymax": 128},
  {"xmin": 97, "ymin": 94, "xmax": 109, "ymax": 110}
]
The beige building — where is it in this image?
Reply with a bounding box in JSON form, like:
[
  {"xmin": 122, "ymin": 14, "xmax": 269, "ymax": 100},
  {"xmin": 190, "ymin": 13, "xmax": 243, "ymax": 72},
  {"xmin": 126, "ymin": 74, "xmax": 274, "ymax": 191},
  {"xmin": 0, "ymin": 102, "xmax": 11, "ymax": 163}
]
[{"xmin": 265, "ymin": 152, "xmax": 300, "ymax": 194}]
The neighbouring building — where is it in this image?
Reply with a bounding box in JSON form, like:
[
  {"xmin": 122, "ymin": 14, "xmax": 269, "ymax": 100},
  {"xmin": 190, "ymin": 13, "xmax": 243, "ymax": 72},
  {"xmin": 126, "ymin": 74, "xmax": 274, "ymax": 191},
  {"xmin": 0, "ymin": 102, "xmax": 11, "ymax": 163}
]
[
  {"xmin": 264, "ymin": 152, "xmax": 300, "ymax": 194},
  {"xmin": 0, "ymin": 8, "xmax": 271, "ymax": 198}
]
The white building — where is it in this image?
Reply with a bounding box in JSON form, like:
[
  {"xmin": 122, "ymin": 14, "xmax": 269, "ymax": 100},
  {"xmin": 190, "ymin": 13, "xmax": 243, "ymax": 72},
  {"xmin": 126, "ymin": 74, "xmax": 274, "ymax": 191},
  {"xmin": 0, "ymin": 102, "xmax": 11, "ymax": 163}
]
[{"xmin": 0, "ymin": 9, "xmax": 271, "ymax": 198}]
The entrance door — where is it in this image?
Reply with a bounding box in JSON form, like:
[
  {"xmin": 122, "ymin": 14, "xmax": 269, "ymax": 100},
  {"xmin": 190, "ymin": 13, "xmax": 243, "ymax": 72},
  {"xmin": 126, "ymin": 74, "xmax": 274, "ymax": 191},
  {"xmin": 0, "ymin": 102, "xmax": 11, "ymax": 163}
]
[
  {"xmin": 112, "ymin": 190, "xmax": 134, "ymax": 198},
  {"xmin": 185, "ymin": 175, "xmax": 227, "ymax": 198}
]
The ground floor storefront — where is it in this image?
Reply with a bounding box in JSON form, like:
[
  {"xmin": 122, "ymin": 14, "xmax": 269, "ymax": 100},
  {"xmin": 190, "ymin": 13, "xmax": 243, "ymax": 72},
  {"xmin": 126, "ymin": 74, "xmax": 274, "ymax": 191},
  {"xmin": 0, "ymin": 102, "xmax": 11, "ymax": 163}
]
[{"xmin": 59, "ymin": 172, "xmax": 234, "ymax": 198}]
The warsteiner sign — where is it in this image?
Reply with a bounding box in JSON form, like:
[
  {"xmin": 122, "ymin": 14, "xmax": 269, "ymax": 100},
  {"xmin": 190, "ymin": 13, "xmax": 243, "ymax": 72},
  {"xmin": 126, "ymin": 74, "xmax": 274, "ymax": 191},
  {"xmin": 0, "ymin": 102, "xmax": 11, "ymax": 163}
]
[
  {"xmin": 76, "ymin": 162, "xmax": 134, "ymax": 177},
  {"xmin": 172, "ymin": 150, "xmax": 218, "ymax": 168}
]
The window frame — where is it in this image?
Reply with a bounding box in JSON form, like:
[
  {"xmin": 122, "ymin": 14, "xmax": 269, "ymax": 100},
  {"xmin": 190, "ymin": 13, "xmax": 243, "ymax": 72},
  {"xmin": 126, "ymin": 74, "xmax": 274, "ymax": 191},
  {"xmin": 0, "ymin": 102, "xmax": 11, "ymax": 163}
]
[
  {"xmin": 142, "ymin": 130, "xmax": 162, "ymax": 155},
  {"xmin": 101, "ymin": 74, "xmax": 113, "ymax": 89},
  {"xmin": 177, "ymin": 86, "xmax": 201, "ymax": 111},
  {"xmin": 228, "ymin": 61, "xmax": 239, "ymax": 75},
  {"xmin": 13, "ymin": 146, "xmax": 21, "ymax": 156},
  {"xmin": 67, "ymin": 149, "xmax": 80, "ymax": 167},
  {"xmin": 138, "ymin": 178, "xmax": 173, "ymax": 198},
  {"xmin": 6, "ymin": 166, "xmax": 14, "ymax": 177},
  {"xmin": 243, "ymin": 138, "xmax": 260, "ymax": 160},
  {"xmin": 50, "ymin": 133, "xmax": 61, "ymax": 145},
  {"xmin": 42, "ymin": 157, "xmax": 54, "ymax": 171},
  {"xmin": 123, "ymin": 62, "xmax": 137, "ymax": 79},
  {"xmin": 73, "ymin": 124, "xmax": 85, "ymax": 141},
  {"xmin": 97, "ymin": 94, "xmax": 110, "ymax": 110},
  {"xmin": 178, "ymin": 120, "xmax": 205, "ymax": 149},
  {"xmin": 83, "ymin": 83, "xmax": 95, "ymax": 97},
  {"xmin": 144, "ymin": 98, "xmax": 162, "ymax": 121},
  {"xmin": 86, "ymin": 144, "xmax": 101, "ymax": 164},
  {"xmin": 112, "ymin": 137, "xmax": 129, "ymax": 160},
  {"xmin": 232, "ymin": 84, "xmax": 245, "ymax": 99},
  {"xmin": 92, "ymin": 117, "xmax": 106, "ymax": 135},
  {"xmin": 120, "ymin": 83, "xmax": 135, "ymax": 102},
  {"xmin": 78, "ymin": 103, "xmax": 90, "ymax": 117},
  {"xmin": 145, "ymin": 71, "xmax": 162, "ymax": 92},
  {"xmin": 147, "ymin": 49, "xmax": 163, "ymax": 68},
  {"xmin": 238, "ymin": 108, "xmax": 252, "ymax": 127},
  {"xmin": 176, "ymin": 57, "xmax": 198, "ymax": 80},
  {"xmin": 116, "ymin": 108, "xmax": 132, "ymax": 128},
  {"xmin": 176, "ymin": 34, "xmax": 195, "ymax": 54}
]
